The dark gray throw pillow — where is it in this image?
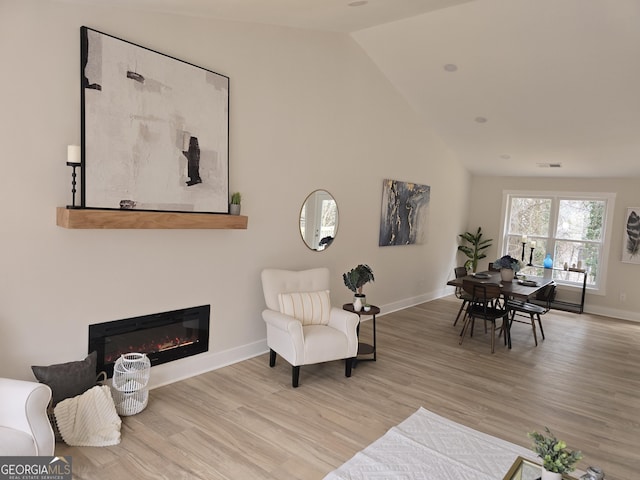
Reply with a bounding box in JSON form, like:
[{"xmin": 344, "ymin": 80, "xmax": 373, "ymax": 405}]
[{"xmin": 32, "ymin": 351, "xmax": 97, "ymax": 405}]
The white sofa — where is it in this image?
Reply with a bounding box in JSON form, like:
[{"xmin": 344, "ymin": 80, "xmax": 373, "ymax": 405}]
[{"xmin": 0, "ymin": 378, "xmax": 55, "ymax": 456}]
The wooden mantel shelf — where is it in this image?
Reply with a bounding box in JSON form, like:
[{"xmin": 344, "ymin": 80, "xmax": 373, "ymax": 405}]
[{"xmin": 56, "ymin": 207, "xmax": 248, "ymax": 229}]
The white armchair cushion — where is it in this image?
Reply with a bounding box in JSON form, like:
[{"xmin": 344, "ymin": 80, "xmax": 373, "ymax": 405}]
[
  {"xmin": 278, "ymin": 290, "xmax": 331, "ymax": 326},
  {"xmin": 0, "ymin": 426, "xmax": 37, "ymax": 456}
]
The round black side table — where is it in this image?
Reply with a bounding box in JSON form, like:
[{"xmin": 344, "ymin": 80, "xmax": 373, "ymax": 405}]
[{"xmin": 343, "ymin": 303, "xmax": 379, "ymax": 362}]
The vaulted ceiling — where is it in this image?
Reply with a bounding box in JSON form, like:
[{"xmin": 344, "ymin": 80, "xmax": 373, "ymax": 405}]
[{"xmin": 65, "ymin": 0, "xmax": 640, "ymax": 178}]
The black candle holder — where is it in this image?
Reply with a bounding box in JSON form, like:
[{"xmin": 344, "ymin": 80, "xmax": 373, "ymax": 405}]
[
  {"xmin": 528, "ymin": 247, "xmax": 535, "ymax": 266},
  {"xmin": 66, "ymin": 161, "xmax": 81, "ymax": 208},
  {"xmin": 521, "ymin": 242, "xmax": 527, "ymax": 261}
]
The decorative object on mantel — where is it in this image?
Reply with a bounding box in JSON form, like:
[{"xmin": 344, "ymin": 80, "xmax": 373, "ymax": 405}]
[
  {"xmin": 544, "ymin": 253, "xmax": 554, "ymax": 268},
  {"xmin": 493, "ymin": 254, "xmax": 522, "ymax": 282},
  {"xmin": 379, "ymin": 179, "xmax": 430, "ymax": 246},
  {"xmin": 528, "ymin": 427, "xmax": 583, "ymax": 480},
  {"xmin": 458, "ymin": 227, "xmax": 493, "ymax": 273},
  {"xmin": 343, "ymin": 264, "xmax": 374, "ymax": 309},
  {"xmin": 229, "ymin": 192, "xmax": 241, "ymax": 215},
  {"xmin": 81, "ymin": 27, "xmax": 229, "ymax": 214},
  {"xmin": 66, "ymin": 145, "xmax": 81, "ymax": 208},
  {"xmin": 621, "ymin": 207, "xmax": 640, "ymax": 264}
]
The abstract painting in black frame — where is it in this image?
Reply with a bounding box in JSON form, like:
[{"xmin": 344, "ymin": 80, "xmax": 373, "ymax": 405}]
[
  {"xmin": 81, "ymin": 27, "xmax": 229, "ymax": 213},
  {"xmin": 379, "ymin": 179, "xmax": 431, "ymax": 246}
]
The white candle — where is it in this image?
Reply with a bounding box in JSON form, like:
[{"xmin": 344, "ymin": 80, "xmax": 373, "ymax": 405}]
[
  {"xmin": 67, "ymin": 145, "xmax": 80, "ymax": 164},
  {"xmin": 530, "ymin": 240, "xmax": 537, "ymax": 248},
  {"xmin": 521, "ymin": 235, "xmax": 528, "ymax": 243}
]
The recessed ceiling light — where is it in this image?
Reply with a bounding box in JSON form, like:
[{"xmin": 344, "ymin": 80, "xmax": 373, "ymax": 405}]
[
  {"xmin": 444, "ymin": 64, "xmax": 458, "ymax": 72},
  {"xmin": 348, "ymin": 1, "xmax": 368, "ymax": 6},
  {"xmin": 474, "ymin": 116, "xmax": 488, "ymax": 123}
]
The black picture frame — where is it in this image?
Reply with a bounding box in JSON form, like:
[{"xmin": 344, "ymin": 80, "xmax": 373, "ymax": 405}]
[
  {"xmin": 81, "ymin": 27, "xmax": 230, "ymax": 213},
  {"xmin": 379, "ymin": 179, "xmax": 431, "ymax": 246}
]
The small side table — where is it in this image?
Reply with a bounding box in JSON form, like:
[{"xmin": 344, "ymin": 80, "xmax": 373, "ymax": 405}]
[{"xmin": 343, "ymin": 303, "xmax": 380, "ymax": 362}]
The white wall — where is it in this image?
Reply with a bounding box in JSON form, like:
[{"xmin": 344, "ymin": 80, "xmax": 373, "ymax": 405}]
[
  {"xmin": 467, "ymin": 176, "xmax": 640, "ymax": 322},
  {"xmin": 0, "ymin": 1, "xmax": 470, "ymax": 385}
]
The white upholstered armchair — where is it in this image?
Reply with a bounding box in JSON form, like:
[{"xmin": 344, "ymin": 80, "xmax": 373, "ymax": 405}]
[
  {"xmin": 0, "ymin": 378, "xmax": 55, "ymax": 456},
  {"xmin": 261, "ymin": 268, "xmax": 359, "ymax": 387}
]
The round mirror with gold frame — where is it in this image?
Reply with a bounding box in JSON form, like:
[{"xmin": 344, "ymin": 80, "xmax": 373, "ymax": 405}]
[{"xmin": 299, "ymin": 190, "xmax": 338, "ymax": 251}]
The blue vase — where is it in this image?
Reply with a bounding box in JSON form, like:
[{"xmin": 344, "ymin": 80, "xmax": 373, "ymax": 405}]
[{"xmin": 543, "ymin": 254, "xmax": 553, "ymax": 269}]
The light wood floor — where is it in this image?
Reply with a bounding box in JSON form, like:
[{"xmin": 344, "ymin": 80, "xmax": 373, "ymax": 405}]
[{"xmin": 57, "ymin": 297, "xmax": 640, "ymax": 480}]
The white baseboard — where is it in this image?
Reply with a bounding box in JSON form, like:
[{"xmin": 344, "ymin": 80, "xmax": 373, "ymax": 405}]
[
  {"xmin": 147, "ymin": 290, "xmax": 639, "ymax": 388},
  {"xmin": 148, "ymin": 339, "xmax": 268, "ymax": 389},
  {"xmin": 583, "ymin": 305, "xmax": 640, "ymax": 323}
]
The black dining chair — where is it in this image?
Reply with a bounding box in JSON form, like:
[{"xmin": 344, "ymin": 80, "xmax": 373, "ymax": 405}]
[
  {"xmin": 506, "ymin": 282, "xmax": 556, "ymax": 346},
  {"xmin": 453, "ymin": 267, "xmax": 472, "ymax": 327},
  {"xmin": 459, "ymin": 279, "xmax": 510, "ymax": 353}
]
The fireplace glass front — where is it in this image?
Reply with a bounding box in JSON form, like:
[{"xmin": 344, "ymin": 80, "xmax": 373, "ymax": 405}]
[{"xmin": 89, "ymin": 305, "xmax": 210, "ymax": 377}]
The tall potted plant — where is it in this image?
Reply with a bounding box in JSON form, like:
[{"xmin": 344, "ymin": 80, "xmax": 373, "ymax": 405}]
[
  {"xmin": 528, "ymin": 427, "xmax": 583, "ymax": 480},
  {"xmin": 343, "ymin": 264, "xmax": 374, "ymax": 310},
  {"xmin": 458, "ymin": 227, "xmax": 492, "ymax": 273}
]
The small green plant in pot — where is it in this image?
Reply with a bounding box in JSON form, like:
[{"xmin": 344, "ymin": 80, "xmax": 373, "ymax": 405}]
[
  {"xmin": 458, "ymin": 227, "xmax": 492, "ymax": 273},
  {"xmin": 528, "ymin": 427, "xmax": 583, "ymax": 479},
  {"xmin": 343, "ymin": 264, "xmax": 374, "ymax": 306},
  {"xmin": 229, "ymin": 192, "xmax": 241, "ymax": 215}
]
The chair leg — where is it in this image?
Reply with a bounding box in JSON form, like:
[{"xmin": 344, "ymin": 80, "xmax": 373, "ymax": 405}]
[
  {"xmin": 459, "ymin": 314, "xmax": 473, "ymax": 345},
  {"xmin": 537, "ymin": 314, "xmax": 545, "ymax": 340},
  {"xmin": 292, "ymin": 366, "xmax": 300, "ymax": 388},
  {"xmin": 459, "ymin": 306, "xmax": 471, "ymax": 336},
  {"xmin": 345, "ymin": 357, "xmax": 355, "ymax": 377},
  {"xmin": 530, "ymin": 313, "xmax": 538, "ymax": 346},
  {"xmin": 490, "ymin": 321, "xmax": 496, "ymax": 353},
  {"xmin": 453, "ymin": 300, "xmax": 467, "ymax": 326},
  {"xmin": 269, "ymin": 349, "xmax": 276, "ymax": 367}
]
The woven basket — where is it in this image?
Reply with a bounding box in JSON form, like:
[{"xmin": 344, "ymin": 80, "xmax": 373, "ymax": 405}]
[
  {"xmin": 111, "ymin": 353, "xmax": 150, "ymax": 416},
  {"xmin": 111, "ymin": 389, "xmax": 149, "ymax": 417}
]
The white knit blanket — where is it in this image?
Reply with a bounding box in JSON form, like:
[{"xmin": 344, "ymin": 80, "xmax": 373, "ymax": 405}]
[
  {"xmin": 54, "ymin": 385, "xmax": 121, "ymax": 447},
  {"xmin": 324, "ymin": 407, "xmax": 542, "ymax": 480}
]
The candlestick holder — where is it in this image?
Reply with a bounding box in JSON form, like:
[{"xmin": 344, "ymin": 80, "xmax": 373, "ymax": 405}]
[
  {"xmin": 66, "ymin": 161, "xmax": 81, "ymax": 208},
  {"xmin": 528, "ymin": 247, "xmax": 535, "ymax": 266},
  {"xmin": 521, "ymin": 242, "xmax": 527, "ymax": 261}
]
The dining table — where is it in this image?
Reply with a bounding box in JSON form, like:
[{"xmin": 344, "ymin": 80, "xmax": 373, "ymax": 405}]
[{"xmin": 447, "ymin": 269, "xmax": 555, "ymax": 349}]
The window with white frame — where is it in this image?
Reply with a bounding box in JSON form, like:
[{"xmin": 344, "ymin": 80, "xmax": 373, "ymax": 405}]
[{"xmin": 500, "ymin": 191, "xmax": 615, "ymax": 292}]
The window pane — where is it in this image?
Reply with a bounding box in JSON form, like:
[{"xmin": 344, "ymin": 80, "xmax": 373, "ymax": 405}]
[
  {"xmin": 552, "ymin": 240, "xmax": 598, "ymax": 286},
  {"xmin": 507, "ymin": 235, "xmax": 524, "ymax": 261},
  {"xmin": 557, "ymin": 200, "xmax": 605, "ymax": 241},
  {"xmin": 504, "ymin": 192, "xmax": 611, "ymax": 291},
  {"xmin": 509, "ymin": 198, "xmax": 551, "ymax": 237}
]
